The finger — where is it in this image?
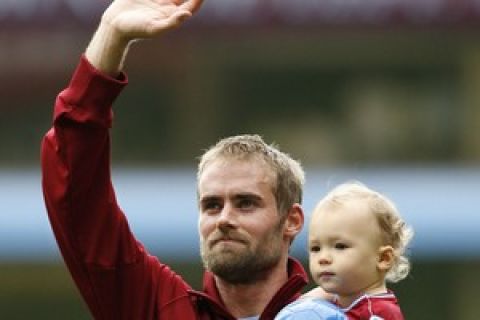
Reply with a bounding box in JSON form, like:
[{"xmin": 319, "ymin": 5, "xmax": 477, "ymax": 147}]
[{"xmin": 179, "ymin": 0, "xmax": 204, "ymax": 13}]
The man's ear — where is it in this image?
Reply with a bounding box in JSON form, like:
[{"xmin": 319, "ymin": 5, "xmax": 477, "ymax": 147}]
[
  {"xmin": 283, "ymin": 203, "xmax": 304, "ymax": 239},
  {"xmin": 377, "ymin": 245, "xmax": 395, "ymax": 272}
]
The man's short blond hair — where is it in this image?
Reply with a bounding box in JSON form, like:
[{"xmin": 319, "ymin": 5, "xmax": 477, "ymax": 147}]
[{"xmin": 197, "ymin": 134, "xmax": 305, "ymax": 215}]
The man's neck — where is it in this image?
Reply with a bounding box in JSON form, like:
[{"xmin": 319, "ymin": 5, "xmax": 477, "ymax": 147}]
[{"xmin": 215, "ymin": 261, "xmax": 289, "ymax": 319}]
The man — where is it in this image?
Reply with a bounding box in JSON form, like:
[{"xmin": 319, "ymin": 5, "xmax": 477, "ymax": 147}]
[{"xmin": 41, "ymin": 0, "xmax": 308, "ymax": 319}]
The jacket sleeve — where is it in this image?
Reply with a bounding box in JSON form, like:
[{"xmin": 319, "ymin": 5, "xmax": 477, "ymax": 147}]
[{"xmin": 41, "ymin": 56, "xmax": 192, "ymax": 319}]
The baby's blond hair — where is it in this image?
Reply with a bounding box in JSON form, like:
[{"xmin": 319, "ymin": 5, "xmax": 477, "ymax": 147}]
[{"xmin": 315, "ymin": 181, "xmax": 414, "ymax": 283}]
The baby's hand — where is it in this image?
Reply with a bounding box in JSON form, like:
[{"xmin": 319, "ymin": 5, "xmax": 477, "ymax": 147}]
[{"xmin": 302, "ymin": 287, "xmax": 336, "ymax": 302}]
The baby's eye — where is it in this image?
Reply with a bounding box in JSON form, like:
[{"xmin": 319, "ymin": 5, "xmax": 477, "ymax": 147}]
[
  {"xmin": 310, "ymin": 245, "xmax": 321, "ymax": 252},
  {"xmin": 334, "ymin": 243, "xmax": 349, "ymax": 250}
]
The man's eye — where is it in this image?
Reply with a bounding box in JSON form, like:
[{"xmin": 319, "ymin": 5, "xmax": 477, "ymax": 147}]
[
  {"xmin": 310, "ymin": 245, "xmax": 321, "ymax": 252},
  {"xmin": 238, "ymin": 199, "xmax": 255, "ymax": 210},
  {"xmin": 203, "ymin": 202, "xmax": 222, "ymax": 212}
]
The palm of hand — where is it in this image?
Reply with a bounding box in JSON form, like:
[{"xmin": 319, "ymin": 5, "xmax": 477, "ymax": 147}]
[{"xmin": 104, "ymin": 0, "xmax": 195, "ymax": 40}]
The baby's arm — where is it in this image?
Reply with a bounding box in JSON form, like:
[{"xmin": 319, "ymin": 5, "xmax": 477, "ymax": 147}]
[{"xmin": 302, "ymin": 287, "xmax": 335, "ymax": 301}]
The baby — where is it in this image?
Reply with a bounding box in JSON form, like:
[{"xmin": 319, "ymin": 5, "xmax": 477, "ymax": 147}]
[{"xmin": 276, "ymin": 181, "xmax": 413, "ymax": 320}]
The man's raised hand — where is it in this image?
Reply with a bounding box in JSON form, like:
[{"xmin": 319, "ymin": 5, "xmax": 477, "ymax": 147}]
[
  {"xmin": 102, "ymin": 0, "xmax": 204, "ymax": 42},
  {"xmin": 85, "ymin": 0, "xmax": 204, "ymax": 76}
]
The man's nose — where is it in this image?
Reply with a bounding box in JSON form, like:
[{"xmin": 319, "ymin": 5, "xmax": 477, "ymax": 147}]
[{"xmin": 216, "ymin": 202, "xmax": 236, "ymax": 231}]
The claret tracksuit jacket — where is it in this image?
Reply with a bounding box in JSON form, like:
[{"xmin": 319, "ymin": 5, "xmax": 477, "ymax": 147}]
[{"xmin": 41, "ymin": 56, "xmax": 308, "ymax": 320}]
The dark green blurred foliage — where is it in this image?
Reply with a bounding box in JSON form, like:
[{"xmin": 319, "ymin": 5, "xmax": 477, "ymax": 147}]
[{"xmin": 2, "ymin": 29, "xmax": 480, "ymax": 166}]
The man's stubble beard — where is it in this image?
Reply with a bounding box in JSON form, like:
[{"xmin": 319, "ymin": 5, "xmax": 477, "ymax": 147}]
[{"xmin": 200, "ymin": 220, "xmax": 285, "ymax": 284}]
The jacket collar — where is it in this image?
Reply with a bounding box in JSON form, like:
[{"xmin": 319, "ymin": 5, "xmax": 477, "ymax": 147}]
[{"xmin": 189, "ymin": 257, "xmax": 308, "ymax": 319}]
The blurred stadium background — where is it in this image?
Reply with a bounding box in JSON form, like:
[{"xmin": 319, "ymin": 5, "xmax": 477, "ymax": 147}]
[{"xmin": 1, "ymin": 0, "xmax": 479, "ymax": 319}]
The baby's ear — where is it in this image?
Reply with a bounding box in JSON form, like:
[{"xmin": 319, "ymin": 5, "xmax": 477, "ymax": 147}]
[{"xmin": 377, "ymin": 245, "xmax": 394, "ymax": 271}]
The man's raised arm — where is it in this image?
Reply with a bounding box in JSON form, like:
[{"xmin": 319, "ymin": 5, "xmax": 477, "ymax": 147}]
[
  {"xmin": 86, "ymin": 0, "xmax": 203, "ymax": 76},
  {"xmin": 41, "ymin": 1, "xmax": 204, "ymax": 319}
]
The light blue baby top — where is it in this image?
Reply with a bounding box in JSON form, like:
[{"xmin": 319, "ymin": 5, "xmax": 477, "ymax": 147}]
[{"xmin": 275, "ymin": 298, "xmax": 347, "ymax": 320}]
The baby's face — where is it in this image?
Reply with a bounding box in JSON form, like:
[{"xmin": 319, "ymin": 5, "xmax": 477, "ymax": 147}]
[{"xmin": 308, "ymin": 201, "xmax": 384, "ymax": 301}]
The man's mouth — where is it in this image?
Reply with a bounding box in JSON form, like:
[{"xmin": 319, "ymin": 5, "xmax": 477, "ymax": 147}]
[{"xmin": 211, "ymin": 236, "xmax": 246, "ymax": 247}]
